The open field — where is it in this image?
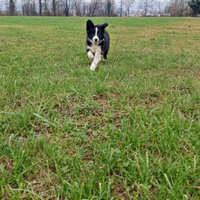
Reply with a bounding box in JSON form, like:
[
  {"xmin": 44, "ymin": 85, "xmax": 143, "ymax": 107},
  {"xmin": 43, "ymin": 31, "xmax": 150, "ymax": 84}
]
[{"xmin": 0, "ymin": 16, "xmax": 200, "ymax": 199}]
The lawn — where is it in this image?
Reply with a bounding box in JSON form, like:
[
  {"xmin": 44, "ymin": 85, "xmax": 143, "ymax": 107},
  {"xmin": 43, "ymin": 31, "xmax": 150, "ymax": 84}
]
[{"xmin": 0, "ymin": 16, "xmax": 200, "ymax": 199}]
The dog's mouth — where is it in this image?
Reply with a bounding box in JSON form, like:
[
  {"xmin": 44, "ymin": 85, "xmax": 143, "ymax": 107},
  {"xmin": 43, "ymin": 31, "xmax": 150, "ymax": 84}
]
[{"xmin": 87, "ymin": 38, "xmax": 105, "ymax": 45}]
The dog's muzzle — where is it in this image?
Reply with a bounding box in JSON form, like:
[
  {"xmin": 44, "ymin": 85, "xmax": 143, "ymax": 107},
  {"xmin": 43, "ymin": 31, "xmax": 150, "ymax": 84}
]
[{"xmin": 87, "ymin": 38, "xmax": 105, "ymax": 45}]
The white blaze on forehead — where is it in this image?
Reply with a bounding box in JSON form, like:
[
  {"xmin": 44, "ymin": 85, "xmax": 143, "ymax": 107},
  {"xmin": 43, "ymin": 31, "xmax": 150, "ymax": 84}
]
[
  {"xmin": 93, "ymin": 27, "xmax": 99, "ymax": 42},
  {"xmin": 95, "ymin": 27, "xmax": 98, "ymax": 37}
]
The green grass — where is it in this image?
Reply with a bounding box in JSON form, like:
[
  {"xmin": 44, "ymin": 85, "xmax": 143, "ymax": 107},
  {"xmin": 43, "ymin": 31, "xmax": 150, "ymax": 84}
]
[{"xmin": 0, "ymin": 16, "xmax": 200, "ymax": 199}]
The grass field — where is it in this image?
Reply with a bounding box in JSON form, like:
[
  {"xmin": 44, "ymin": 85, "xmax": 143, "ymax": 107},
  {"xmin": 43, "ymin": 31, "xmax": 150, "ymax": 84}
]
[{"xmin": 0, "ymin": 16, "xmax": 200, "ymax": 199}]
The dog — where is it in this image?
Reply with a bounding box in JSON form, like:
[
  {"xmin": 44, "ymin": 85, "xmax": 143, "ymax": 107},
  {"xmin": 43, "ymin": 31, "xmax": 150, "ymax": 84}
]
[{"xmin": 86, "ymin": 20, "xmax": 110, "ymax": 71}]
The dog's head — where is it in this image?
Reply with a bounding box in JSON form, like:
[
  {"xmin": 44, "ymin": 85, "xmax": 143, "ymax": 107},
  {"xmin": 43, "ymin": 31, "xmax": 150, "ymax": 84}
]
[{"xmin": 86, "ymin": 20, "xmax": 108, "ymax": 45}]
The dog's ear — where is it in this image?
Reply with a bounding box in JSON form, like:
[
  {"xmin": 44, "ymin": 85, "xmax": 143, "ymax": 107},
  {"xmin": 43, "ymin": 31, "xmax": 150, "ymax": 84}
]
[
  {"xmin": 102, "ymin": 23, "xmax": 109, "ymax": 29},
  {"xmin": 99, "ymin": 23, "xmax": 109, "ymax": 32},
  {"xmin": 86, "ymin": 20, "xmax": 94, "ymax": 32}
]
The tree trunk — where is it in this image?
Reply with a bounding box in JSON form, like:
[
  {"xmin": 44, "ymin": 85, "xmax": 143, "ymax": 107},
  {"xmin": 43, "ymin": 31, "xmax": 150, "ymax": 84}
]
[
  {"xmin": 64, "ymin": 0, "xmax": 69, "ymax": 16},
  {"xmin": 39, "ymin": 0, "xmax": 42, "ymax": 15},
  {"xmin": 120, "ymin": 1, "xmax": 122, "ymax": 17},
  {"xmin": 9, "ymin": 0, "xmax": 15, "ymax": 16},
  {"xmin": 52, "ymin": 0, "xmax": 56, "ymax": 16}
]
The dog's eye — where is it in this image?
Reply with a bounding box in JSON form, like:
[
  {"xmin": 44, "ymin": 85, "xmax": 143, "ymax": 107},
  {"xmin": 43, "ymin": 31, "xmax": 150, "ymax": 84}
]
[{"xmin": 88, "ymin": 30, "xmax": 94, "ymax": 35}]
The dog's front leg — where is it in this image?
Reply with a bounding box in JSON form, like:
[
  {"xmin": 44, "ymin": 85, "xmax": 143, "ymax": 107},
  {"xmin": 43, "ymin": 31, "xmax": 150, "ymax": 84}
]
[
  {"xmin": 90, "ymin": 49, "xmax": 101, "ymax": 71},
  {"xmin": 88, "ymin": 50, "xmax": 94, "ymax": 61}
]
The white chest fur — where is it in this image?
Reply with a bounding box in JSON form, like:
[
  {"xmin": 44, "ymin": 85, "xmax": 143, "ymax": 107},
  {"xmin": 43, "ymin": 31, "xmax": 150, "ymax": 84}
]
[
  {"xmin": 88, "ymin": 44, "xmax": 101, "ymax": 54},
  {"xmin": 87, "ymin": 44, "xmax": 102, "ymax": 71}
]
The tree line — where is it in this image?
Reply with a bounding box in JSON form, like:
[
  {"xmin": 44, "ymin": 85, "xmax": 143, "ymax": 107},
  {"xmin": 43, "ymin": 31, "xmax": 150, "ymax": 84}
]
[{"xmin": 0, "ymin": 0, "xmax": 200, "ymax": 17}]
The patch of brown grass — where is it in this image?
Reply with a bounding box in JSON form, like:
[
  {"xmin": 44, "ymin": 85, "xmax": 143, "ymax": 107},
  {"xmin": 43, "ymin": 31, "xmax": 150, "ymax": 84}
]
[
  {"xmin": 141, "ymin": 47, "xmax": 154, "ymax": 54},
  {"xmin": 111, "ymin": 183, "xmax": 129, "ymax": 200},
  {"xmin": 193, "ymin": 68, "xmax": 200, "ymax": 79},
  {"xmin": 93, "ymin": 94, "xmax": 108, "ymax": 109},
  {"xmin": 24, "ymin": 167, "xmax": 58, "ymax": 198},
  {"xmin": 171, "ymin": 22, "xmax": 200, "ymax": 33},
  {"xmin": 1, "ymin": 155, "xmax": 13, "ymax": 172},
  {"xmin": 117, "ymin": 28, "xmax": 161, "ymax": 44},
  {"xmin": 183, "ymin": 144, "xmax": 196, "ymax": 156},
  {"xmin": 0, "ymin": 39, "xmax": 12, "ymax": 43}
]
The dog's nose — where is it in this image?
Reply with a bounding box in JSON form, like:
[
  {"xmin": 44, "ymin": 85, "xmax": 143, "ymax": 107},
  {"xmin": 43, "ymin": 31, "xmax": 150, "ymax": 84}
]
[{"xmin": 94, "ymin": 39, "xmax": 98, "ymax": 42}]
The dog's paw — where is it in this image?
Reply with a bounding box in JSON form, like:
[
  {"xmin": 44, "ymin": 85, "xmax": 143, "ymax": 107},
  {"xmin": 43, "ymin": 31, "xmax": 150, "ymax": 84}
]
[{"xmin": 90, "ymin": 62, "xmax": 96, "ymax": 71}]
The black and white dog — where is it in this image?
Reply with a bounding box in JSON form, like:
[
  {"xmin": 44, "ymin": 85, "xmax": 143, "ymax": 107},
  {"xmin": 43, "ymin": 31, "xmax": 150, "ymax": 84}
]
[{"xmin": 86, "ymin": 20, "xmax": 110, "ymax": 71}]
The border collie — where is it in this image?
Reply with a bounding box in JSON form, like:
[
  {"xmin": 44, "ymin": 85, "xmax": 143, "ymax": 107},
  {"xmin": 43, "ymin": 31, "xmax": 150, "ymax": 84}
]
[{"xmin": 86, "ymin": 20, "xmax": 110, "ymax": 71}]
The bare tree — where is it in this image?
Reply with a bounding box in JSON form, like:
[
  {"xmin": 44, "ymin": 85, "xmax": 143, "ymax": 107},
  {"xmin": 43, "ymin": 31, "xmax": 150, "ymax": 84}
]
[
  {"xmin": 138, "ymin": 0, "xmax": 155, "ymax": 16},
  {"xmin": 82, "ymin": 1, "xmax": 87, "ymax": 16},
  {"xmin": 63, "ymin": 0, "xmax": 71, "ymax": 16},
  {"xmin": 52, "ymin": 0, "xmax": 56, "ymax": 15},
  {"xmin": 167, "ymin": 0, "xmax": 190, "ymax": 16},
  {"xmin": 103, "ymin": 0, "xmax": 116, "ymax": 16},
  {"xmin": 56, "ymin": 0, "xmax": 64, "ymax": 16},
  {"xmin": 90, "ymin": 0, "xmax": 99, "ymax": 16},
  {"xmin": 44, "ymin": 0, "xmax": 50, "ymax": 15},
  {"xmin": 0, "ymin": 0, "xmax": 118, "ymax": 16},
  {"xmin": 72, "ymin": 0, "xmax": 82, "ymax": 16},
  {"xmin": 122, "ymin": 0, "xmax": 135, "ymax": 16},
  {"xmin": 108, "ymin": 1, "xmax": 112, "ymax": 15},
  {"xmin": 22, "ymin": 0, "xmax": 36, "ymax": 16},
  {"xmin": 86, "ymin": 0, "xmax": 103, "ymax": 16},
  {"xmin": 118, "ymin": 0, "xmax": 123, "ymax": 16},
  {"xmin": 155, "ymin": 0, "xmax": 162, "ymax": 14},
  {"xmin": 9, "ymin": 0, "xmax": 15, "ymax": 15},
  {"xmin": 39, "ymin": 0, "xmax": 42, "ymax": 15}
]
